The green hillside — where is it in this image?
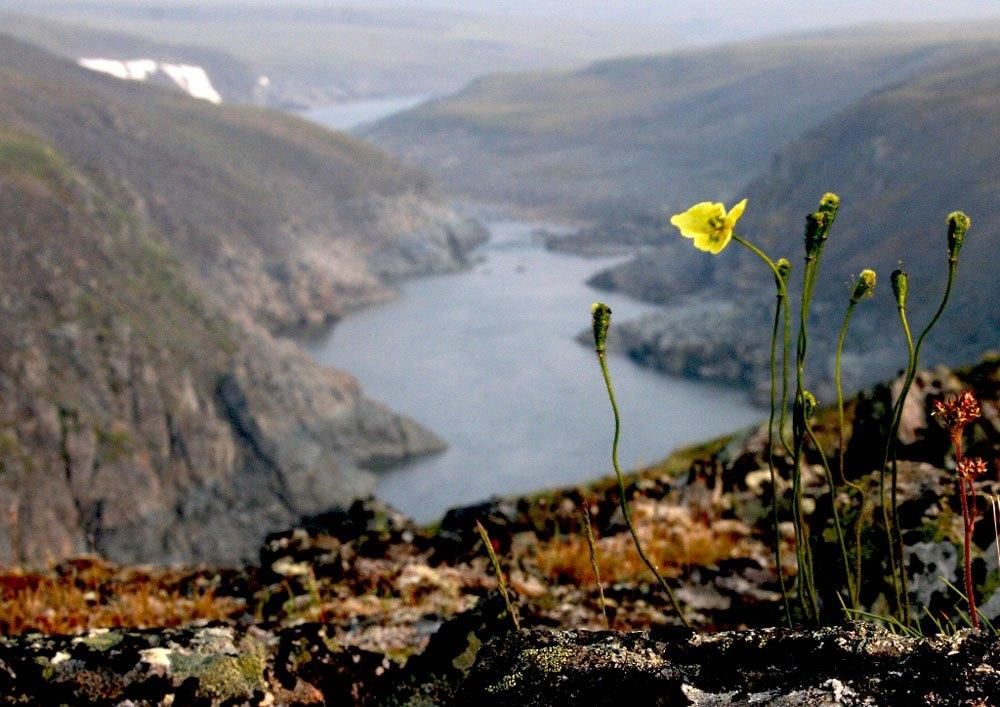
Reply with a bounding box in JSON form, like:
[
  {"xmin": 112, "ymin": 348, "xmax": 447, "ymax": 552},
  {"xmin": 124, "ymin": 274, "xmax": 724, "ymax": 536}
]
[
  {"xmin": 366, "ymin": 25, "xmax": 1000, "ymax": 219},
  {"xmin": 0, "ymin": 36, "xmax": 479, "ymax": 564},
  {"xmin": 0, "ymin": 35, "xmax": 485, "ymax": 333}
]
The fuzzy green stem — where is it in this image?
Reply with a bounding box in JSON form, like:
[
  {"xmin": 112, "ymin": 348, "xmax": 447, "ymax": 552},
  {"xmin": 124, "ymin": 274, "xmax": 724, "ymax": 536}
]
[
  {"xmin": 597, "ymin": 351, "xmax": 689, "ymax": 626},
  {"xmin": 834, "ymin": 298, "xmax": 869, "ymax": 609},
  {"xmin": 835, "ymin": 300, "xmax": 860, "ymax": 484},
  {"xmin": 891, "ymin": 305, "xmax": 915, "ymax": 625},
  {"xmin": 769, "ymin": 292, "xmax": 794, "ymax": 626},
  {"xmin": 779, "ymin": 288, "xmax": 794, "ymax": 457},
  {"xmin": 792, "ymin": 253, "xmax": 821, "ymax": 622}
]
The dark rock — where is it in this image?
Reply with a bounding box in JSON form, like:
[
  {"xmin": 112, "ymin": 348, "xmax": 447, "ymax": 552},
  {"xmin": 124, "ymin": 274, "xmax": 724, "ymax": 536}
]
[{"xmin": 440, "ymin": 622, "xmax": 1000, "ymax": 706}]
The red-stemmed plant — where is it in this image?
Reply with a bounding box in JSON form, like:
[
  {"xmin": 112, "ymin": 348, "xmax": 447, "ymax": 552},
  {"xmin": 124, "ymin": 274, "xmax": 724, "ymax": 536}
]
[{"xmin": 933, "ymin": 391, "xmax": 985, "ymax": 629}]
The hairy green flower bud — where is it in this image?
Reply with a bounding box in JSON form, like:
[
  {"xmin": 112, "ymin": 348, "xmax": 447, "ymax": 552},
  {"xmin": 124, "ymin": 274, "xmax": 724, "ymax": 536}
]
[
  {"xmin": 851, "ymin": 269, "xmax": 877, "ymax": 301},
  {"xmin": 775, "ymin": 257, "xmax": 792, "ymax": 289},
  {"xmin": 818, "ymin": 192, "xmax": 840, "ymax": 221},
  {"xmin": 891, "ymin": 269, "xmax": 908, "ymax": 309},
  {"xmin": 947, "ymin": 211, "xmax": 971, "ymax": 261},
  {"xmin": 803, "ymin": 390, "xmax": 818, "ymax": 420},
  {"xmin": 804, "ymin": 211, "xmax": 826, "ymax": 256},
  {"xmin": 817, "ymin": 192, "xmax": 840, "ymax": 239},
  {"xmin": 591, "ymin": 302, "xmax": 612, "ymax": 354}
]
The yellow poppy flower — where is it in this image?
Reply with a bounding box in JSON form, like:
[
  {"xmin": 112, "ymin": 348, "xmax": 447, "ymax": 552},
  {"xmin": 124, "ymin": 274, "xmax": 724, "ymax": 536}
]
[{"xmin": 669, "ymin": 198, "xmax": 748, "ymax": 254}]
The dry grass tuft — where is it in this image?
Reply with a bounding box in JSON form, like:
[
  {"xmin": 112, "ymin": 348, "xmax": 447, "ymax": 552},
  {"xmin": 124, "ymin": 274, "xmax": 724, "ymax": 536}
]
[
  {"xmin": 528, "ymin": 501, "xmax": 762, "ymax": 585},
  {"xmin": 0, "ymin": 556, "xmax": 245, "ymax": 636}
]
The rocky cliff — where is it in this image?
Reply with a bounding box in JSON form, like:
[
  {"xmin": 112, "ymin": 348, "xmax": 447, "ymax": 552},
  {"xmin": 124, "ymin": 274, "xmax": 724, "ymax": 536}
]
[{"xmin": 0, "ymin": 36, "xmax": 485, "ymax": 565}]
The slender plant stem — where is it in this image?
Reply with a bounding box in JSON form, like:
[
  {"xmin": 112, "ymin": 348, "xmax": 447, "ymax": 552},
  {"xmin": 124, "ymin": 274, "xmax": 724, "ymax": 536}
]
[
  {"xmin": 597, "ymin": 351, "xmax": 689, "ymax": 626},
  {"xmin": 779, "ymin": 291, "xmax": 794, "ymax": 457},
  {"xmin": 834, "ymin": 299, "xmax": 868, "ymax": 609},
  {"xmin": 792, "ymin": 252, "xmax": 820, "ymax": 621},
  {"xmin": 580, "ymin": 504, "xmax": 610, "ymax": 629},
  {"xmin": 879, "ymin": 259, "xmax": 958, "ymax": 624},
  {"xmin": 890, "ymin": 308, "xmax": 915, "ymax": 625},
  {"xmin": 952, "ymin": 429, "xmax": 980, "ymax": 630},
  {"xmin": 964, "ymin": 476, "xmax": 979, "ymax": 630},
  {"xmin": 732, "ymin": 234, "xmax": 795, "ymax": 625},
  {"xmin": 806, "ymin": 423, "xmax": 856, "ymax": 606},
  {"xmin": 730, "ymin": 236, "xmax": 792, "ymax": 454},
  {"xmin": 879, "ymin": 301, "xmax": 913, "ymax": 620},
  {"xmin": 475, "ymin": 521, "xmax": 520, "ymax": 630},
  {"xmin": 835, "ymin": 300, "xmax": 860, "ymax": 487},
  {"xmin": 732, "ymin": 235, "xmax": 782, "ymax": 283},
  {"xmin": 956, "ymin": 475, "xmax": 979, "ymax": 629},
  {"xmin": 769, "ymin": 292, "xmax": 794, "ymax": 626}
]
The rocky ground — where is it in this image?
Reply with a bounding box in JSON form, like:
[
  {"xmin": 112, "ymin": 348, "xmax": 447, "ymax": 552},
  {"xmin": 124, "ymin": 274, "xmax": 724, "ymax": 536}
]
[{"xmin": 0, "ymin": 358, "xmax": 998, "ymax": 704}]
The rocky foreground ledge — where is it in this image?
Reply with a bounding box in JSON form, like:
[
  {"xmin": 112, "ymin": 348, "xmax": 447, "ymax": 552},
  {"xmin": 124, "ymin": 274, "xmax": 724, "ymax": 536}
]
[{"xmin": 2, "ymin": 597, "xmax": 998, "ymax": 706}]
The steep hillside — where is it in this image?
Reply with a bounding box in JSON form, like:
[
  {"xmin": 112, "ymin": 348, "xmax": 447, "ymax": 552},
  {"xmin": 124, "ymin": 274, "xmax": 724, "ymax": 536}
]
[
  {"xmin": 365, "ymin": 25, "xmax": 1000, "ymax": 219},
  {"xmin": 606, "ymin": 50, "xmax": 1000, "ymax": 397},
  {"xmin": 0, "ymin": 35, "xmax": 485, "ymax": 334},
  {"xmin": 0, "ymin": 37, "xmax": 484, "ymax": 564}
]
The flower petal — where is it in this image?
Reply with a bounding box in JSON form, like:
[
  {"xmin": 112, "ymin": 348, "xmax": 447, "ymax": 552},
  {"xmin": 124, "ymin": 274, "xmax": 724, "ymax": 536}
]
[
  {"xmin": 669, "ymin": 202, "xmax": 726, "ymax": 239},
  {"xmin": 726, "ymin": 198, "xmax": 748, "ymax": 226},
  {"xmin": 692, "ymin": 227, "xmax": 732, "ymax": 254}
]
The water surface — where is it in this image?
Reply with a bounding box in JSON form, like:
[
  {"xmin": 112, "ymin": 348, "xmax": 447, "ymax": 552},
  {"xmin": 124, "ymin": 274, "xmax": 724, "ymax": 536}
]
[
  {"xmin": 307, "ymin": 222, "xmax": 763, "ymax": 522},
  {"xmin": 302, "ymin": 94, "xmax": 431, "ymax": 131}
]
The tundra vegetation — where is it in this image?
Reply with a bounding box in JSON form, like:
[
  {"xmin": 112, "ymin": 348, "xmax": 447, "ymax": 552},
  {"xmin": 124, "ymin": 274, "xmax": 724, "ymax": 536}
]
[{"xmin": 591, "ymin": 193, "xmax": 993, "ymax": 632}]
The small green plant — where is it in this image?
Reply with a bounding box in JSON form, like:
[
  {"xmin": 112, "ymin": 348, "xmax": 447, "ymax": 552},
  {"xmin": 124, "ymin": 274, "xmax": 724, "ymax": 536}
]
[
  {"xmin": 878, "ymin": 212, "xmax": 970, "ymax": 624},
  {"xmin": 666, "ymin": 195, "xmax": 975, "ymax": 628},
  {"xmin": 591, "ymin": 302, "xmax": 689, "ymax": 626},
  {"xmin": 670, "ymin": 195, "xmax": 855, "ymax": 622},
  {"xmin": 835, "ymin": 270, "xmax": 877, "ymax": 609}
]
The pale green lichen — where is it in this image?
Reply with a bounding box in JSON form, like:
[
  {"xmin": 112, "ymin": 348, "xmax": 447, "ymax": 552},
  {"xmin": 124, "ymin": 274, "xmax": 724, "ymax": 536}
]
[
  {"xmin": 170, "ymin": 651, "xmax": 266, "ymax": 702},
  {"xmin": 156, "ymin": 632, "xmax": 269, "ymax": 702},
  {"xmin": 519, "ymin": 645, "xmax": 575, "ymax": 673},
  {"xmin": 451, "ymin": 631, "xmax": 482, "ymax": 672},
  {"xmin": 76, "ymin": 629, "xmax": 124, "ymax": 652}
]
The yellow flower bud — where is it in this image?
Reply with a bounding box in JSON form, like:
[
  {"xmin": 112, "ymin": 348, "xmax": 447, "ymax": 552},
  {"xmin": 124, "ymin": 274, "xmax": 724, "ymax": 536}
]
[{"xmin": 851, "ymin": 269, "xmax": 876, "ymax": 301}]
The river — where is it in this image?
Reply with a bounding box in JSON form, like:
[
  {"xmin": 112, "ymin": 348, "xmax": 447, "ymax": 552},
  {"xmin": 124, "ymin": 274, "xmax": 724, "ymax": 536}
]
[
  {"xmin": 302, "ymin": 94, "xmax": 431, "ymax": 131},
  {"xmin": 303, "ymin": 99, "xmax": 763, "ymax": 523},
  {"xmin": 305, "ymin": 222, "xmax": 763, "ymax": 522}
]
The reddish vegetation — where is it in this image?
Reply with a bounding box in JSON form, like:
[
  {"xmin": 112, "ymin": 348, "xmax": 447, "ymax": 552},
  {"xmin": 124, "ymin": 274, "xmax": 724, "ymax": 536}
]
[{"xmin": 0, "ymin": 557, "xmax": 244, "ymax": 636}]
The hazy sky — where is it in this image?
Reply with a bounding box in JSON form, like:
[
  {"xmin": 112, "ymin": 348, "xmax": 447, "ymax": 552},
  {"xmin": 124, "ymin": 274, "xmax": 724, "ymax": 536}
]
[{"xmin": 310, "ymin": 0, "xmax": 1000, "ymax": 25}]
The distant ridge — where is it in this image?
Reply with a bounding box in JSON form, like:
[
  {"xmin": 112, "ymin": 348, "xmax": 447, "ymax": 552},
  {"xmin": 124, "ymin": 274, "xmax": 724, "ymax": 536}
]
[{"xmin": 365, "ymin": 24, "xmax": 1000, "ymax": 220}]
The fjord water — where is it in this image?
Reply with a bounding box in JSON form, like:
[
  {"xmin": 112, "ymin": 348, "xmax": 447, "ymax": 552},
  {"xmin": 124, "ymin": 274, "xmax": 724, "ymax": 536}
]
[
  {"xmin": 306, "ymin": 221, "xmax": 763, "ymax": 522},
  {"xmin": 302, "ymin": 95, "xmax": 430, "ymax": 131}
]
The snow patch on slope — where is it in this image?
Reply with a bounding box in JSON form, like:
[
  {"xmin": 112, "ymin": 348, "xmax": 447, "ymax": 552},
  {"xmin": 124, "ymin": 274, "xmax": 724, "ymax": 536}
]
[{"xmin": 78, "ymin": 58, "xmax": 222, "ymax": 104}]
